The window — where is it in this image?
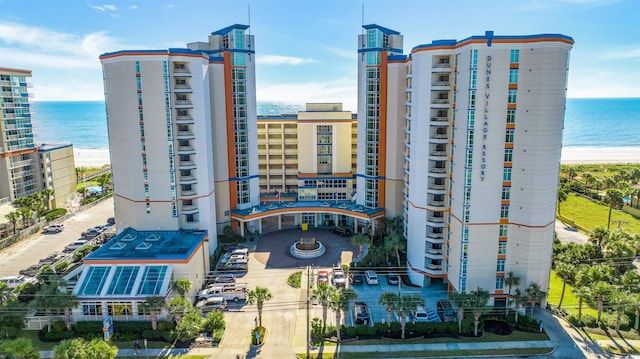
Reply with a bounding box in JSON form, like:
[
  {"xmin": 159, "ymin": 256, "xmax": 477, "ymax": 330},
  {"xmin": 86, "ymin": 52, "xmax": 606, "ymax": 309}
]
[
  {"xmin": 366, "ymin": 51, "xmax": 380, "ymax": 65},
  {"xmin": 466, "ymin": 130, "xmax": 474, "ymax": 148},
  {"xmin": 504, "ymin": 148, "xmax": 513, "ymax": 162},
  {"xmin": 465, "ymin": 168, "xmax": 472, "ymax": 186},
  {"xmin": 505, "ymin": 130, "xmax": 514, "ymax": 143},
  {"xmin": 503, "ymin": 168, "xmax": 512, "ymax": 181},
  {"xmin": 498, "ymin": 241, "xmax": 507, "ymax": 254},
  {"xmin": 468, "ymin": 90, "xmax": 476, "ymax": 108},
  {"xmin": 500, "ymin": 205, "xmax": 509, "ymax": 219},
  {"xmin": 497, "ymin": 259, "xmax": 505, "ymax": 272},
  {"xmin": 469, "ymin": 69, "xmax": 477, "ymax": 89},
  {"xmin": 509, "ymin": 69, "xmax": 518, "ymax": 84},
  {"xmin": 507, "ymin": 109, "xmax": 516, "ymax": 124},
  {"xmin": 463, "ymin": 206, "xmax": 470, "ymax": 222},
  {"xmin": 467, "ymin": 110, "xmax": 475, "ymax": 128},
  {"xmin": 470, "ymin": 49, "xmax": 478, "ymax": 68},
  {"xmin": 464, "ymin": 187, "xmax": 471, "ymax": 205},
  {"xmin": 462, "ymin": 243, "xmax": 468, "ymax": 259},
  {"xmin": 462, "ymin": 225, "xmax": 469, "ymax": 242},
  {"xmin": 496, "ymin": 276, "xmax": 505, "ymax": 290},
  {"xmin": 461, "ymin": 260, "xmax": 467, "ymax": 276},
  {"xmin": 499, "ymin": 224, "xmax": 508, "ymax": 237},
  {"xmin": 465, "ymin": 149, "xmax": 473, "ymax": 167},
  {"xmin": 82, "ymin": 303, "xmax": 103, "ymax": 316},
  {"xmin": 501, "ymin": 187, "xmax": 511, "ymax": 200},
  {"xmin": 460, "ymin": 277, "xmax": 466, "ymax": 293},
  {"xmin": 508, "ymin": 89, "xmax": 517, "ymax": 104},
  {"xmin": 510, "ymin": 49, "xmax": 520, "ymax": 63}
]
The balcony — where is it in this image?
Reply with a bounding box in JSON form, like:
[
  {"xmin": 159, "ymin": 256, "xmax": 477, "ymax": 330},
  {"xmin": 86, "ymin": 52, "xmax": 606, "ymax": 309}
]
[
  {"xmin": 179, "ymin": 175, "xmax": 197, "ymax": 184},
  {"xmin": 181, "ymin": 205, "xmax": 199, "ymax": 214},
  {"xmin": 432, "ymin": 81, "xmax": 451, "ymax": 87},
  {"xmin": 178, "ymin": 161, "xmax": 196, "ymax": 169},
  {"xmin": 429, "ymin": 133, "xmax": 448, "ymax": 144},
  {"xmin": 177, "ymin": 146, "xmax": 195, "ymax": 154},
  {"xmin": 1, "ymin": 102, "xmax": 17, "ymax": 109},
  {"xmin": 180, "ymin": 189, "xmax": 197, "ymax": 197},
  {"xmin": 176, "ymin": 131, "xmax": 195, "ymax": 140},
  {"xmin": 173, "ymin": 67, "xmax": 190, "ymax": 74},
  {"xmin": 427, "ymin": 184, "xmax": 447, "ymax": 195},
  {"xmin": 430, "ymin": 117, "xmax": 449, "ymax": 125},
  {"xmin": 426, "ymin": 263, "xmax": 443, "ymax": 271},
  {"xmin": 427, "ymin": 232, "xmax": 444, "ymax": 240},
  {"xmin": 10, "ymin": 159, "xmax": 34, "ymax": 169},
  {"xmin": 175, "ymin": 116, "xmax": 194, "ymax": 125},
  {"xmin": 12, "ymin": 178, "xmax": 38, "ymax": 189},
  {"xmin": 1, "ymin": 91, "xmax": 13, "ymax": 98},
  {"xmin": 427, "ymin": 200, "xmax": 446, "ymax": 208},
  {"xmin": 426, "ymin": 217, "xmax": 445, "ymax": 227},
  {"xmin": 174, "ymin": 100, "xmax": 193, "ymax": 108},
  {"xmin": 428, "ymin": 167, "xmax": 447, "ymax": 177},
  {"xmin": 425, "ymin": 248, "xmax": 444, "ymax": 258},
  {"xmin": 429, "ymin": 151, "xmax": 447, "ymax": 158}
]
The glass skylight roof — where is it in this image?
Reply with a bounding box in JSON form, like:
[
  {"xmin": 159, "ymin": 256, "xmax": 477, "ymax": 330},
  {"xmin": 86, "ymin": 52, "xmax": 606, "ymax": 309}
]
[
  {"xmin": 138, "ymin": 266, "xmax": 168, "ymax": 295},
  {"xmin": 75, "ymin": 264, "xmax": 171, "ymax": 298},
  {"xmin": 106, "ymin": 266, "xmax": 140, "ymax": 295},
  {"xmin": 78, "ymin": 266, "xmax": 111, "ymax": 295}
]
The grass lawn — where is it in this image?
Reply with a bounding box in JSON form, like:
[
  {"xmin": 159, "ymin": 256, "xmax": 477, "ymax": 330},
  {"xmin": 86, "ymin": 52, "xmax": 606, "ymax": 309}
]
[
  {"xmin": 348, "ymin": 331, "xmax": 548, "ymax": 345},
  {"xmin": 559, "ymin": 193, "xmax": 640, "ymax": 234},
  {"xmin": 547, "ymin": 271, "xmax": 598, "ymax": 318}
]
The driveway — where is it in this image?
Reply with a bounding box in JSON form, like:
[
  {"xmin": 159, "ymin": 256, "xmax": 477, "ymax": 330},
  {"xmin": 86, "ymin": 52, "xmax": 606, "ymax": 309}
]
[{"xmin": 555, "ymin": 219, "xmax": 589, "ymax": 245}]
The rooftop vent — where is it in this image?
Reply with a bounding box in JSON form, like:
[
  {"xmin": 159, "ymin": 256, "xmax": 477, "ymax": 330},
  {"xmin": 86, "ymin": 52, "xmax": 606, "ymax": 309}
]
[
  {"xmin": 136, "ymin": 242, "xmax": 153, "ymax": 250},
  {"xmin": 110, "ymin": 242, "xmax": 127, "ymax": 250},
  {"xmin": 146, "ymin": 234, "xmax": 161, "ymax": 242},
  {"xmin": 121, "ymin": 233, "xmax": 137, "ymax": 242}
]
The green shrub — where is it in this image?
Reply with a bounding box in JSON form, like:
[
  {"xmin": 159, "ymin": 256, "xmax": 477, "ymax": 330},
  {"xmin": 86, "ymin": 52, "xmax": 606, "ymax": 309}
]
[
  {"xmin": 287, "ymin": 271, "xmax": 302, "ymax": 288},
  {"xmin": 113, "ymin": 321, "xmax": 152, "ymax": 335},
  {"xmin": 251, "ymin": 326, "xmax": 266, "ymax": 345},
  {"xmin": 43, "ymin": 329, "xmax": 75, "ymax": 340},
  {"xmin": 44, "ymin": 208, "xmax": 67, "ymax": 221},
  {"xmin": 54, "ymin": 261, "xmax": 69, "ymax": 273},
  {"xmin": 623, "ymin": 205, "xmax": 640, "ymax": 220},
  {"xmin": 74, "ymin": 321, "xmax": 103, "ymax": 335},
  {"xmin": 142, "ymin": 329, "xmax": 165, "ymax": 340},
  {"xmin": 582, "ymin": 314, "xmax": 598, "ymax": 328},
  {"xmin": 157, "ymin": 320, "xmax": 174, "ymax": 332},
  {"xmin": 345, "ymin": 326, "xmax": 357, "ymax": 337}
]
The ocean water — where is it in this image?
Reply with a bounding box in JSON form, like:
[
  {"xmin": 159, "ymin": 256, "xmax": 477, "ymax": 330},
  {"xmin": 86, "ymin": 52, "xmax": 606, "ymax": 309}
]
[{"xmin": 31, "ymin": 98, "xmax": 639, "ymax": 150}]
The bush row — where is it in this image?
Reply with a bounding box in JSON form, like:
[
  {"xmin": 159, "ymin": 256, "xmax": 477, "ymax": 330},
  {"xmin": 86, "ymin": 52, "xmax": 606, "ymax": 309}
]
[
  {"xmin": 42, "ymin": 320, "xmax": 176, "ymax": 342},
  {"xmin": 44, "ymin": 208, "xmax": 67, "ymax": 222}
]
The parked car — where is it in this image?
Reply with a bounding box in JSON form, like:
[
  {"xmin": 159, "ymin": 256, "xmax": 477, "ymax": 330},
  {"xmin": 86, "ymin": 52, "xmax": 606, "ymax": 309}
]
[
  {"xmin": 43, "ymin": 224, "xmax": 64, "ymax": 233},
  {"xmin": 0, "ymin": 275, "xmax": 36, "ymax": 289},
  {"xmin": 330, "ymin": 226, "xmax": 352, "ymax": 237},
  {"xmin": 364, "ymin": 270, "xmax": 379, "ymax": 285},
  {"xmin": 82, "ymin": 227, "xmax": 102, "ymax": 239},
  {"xmin": 387, "ymin": 274, "xmax": 400, "ymax": 286},
  {"xmin": 19, "ymin": 265, "xmax": 41, "ymax": 277},
  {"xmin": 350, "ymin": 273, "xmax": 364, "ymax": 285},
  {"xmin": 352, "ymin": 301, "xmax": 370, "ymax": 325},
  {"xmin": 414, "ymin": 307, "xmax": 429, "ymax": 322},
  {"xmin": 317, "ymin": 270, "xmax": 329, "ymax": 284},
  {"xmin": 65, "ymin": 240, "xmax": 89, "ymax": 252},
  {"xmin": 195, "ymin": 296, "xmax": 227, "ymax": 312},
  {"xmin": 231, "ymin": 248, "xmax": 249, "ymax": 256},
  {"xmin": 211, "ymin": 274, "xmax": 236, "ymax": 284},
  {"xmin": 332, "ymin": 267, "xmax": 346, "ymax": 287},
  {"xmin": 107, "ymin": 217, "xmax": 116, "ymax": 225}
]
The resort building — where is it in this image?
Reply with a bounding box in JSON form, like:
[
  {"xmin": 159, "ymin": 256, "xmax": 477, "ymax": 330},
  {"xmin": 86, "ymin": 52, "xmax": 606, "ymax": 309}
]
[
  {"xmin": 97, "ymin": 24, "xmax": 573, "ymax": 313},
  {"xmin": 358, "ymin": 26, "xmax": 573, "ymax": 302},
  {"xmin": 0, "ymin": 67, "xmax": 77, "ymax": 209}
]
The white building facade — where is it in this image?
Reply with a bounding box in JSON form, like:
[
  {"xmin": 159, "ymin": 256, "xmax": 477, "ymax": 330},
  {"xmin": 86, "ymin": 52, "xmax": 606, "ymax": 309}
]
[{"xmin": 358, "ymin": 27, "xmax": 573, "ymax": 303}]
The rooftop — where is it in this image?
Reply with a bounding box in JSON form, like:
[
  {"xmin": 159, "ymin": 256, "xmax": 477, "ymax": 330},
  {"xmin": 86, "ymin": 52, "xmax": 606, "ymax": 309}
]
[{"xmin": 85, "ymin": 227, "xmax": 207, "ymax": 263}]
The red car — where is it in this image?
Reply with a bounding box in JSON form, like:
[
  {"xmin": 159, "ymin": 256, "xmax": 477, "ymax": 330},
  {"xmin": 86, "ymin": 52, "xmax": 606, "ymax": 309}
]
[{"xmin": 317, "ymin": 270, "xmax": 329, "ymax": 284}]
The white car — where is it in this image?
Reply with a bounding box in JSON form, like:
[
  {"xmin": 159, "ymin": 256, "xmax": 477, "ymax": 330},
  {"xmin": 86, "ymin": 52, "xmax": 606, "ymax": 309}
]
[
  {"xmin": 43, "ymin": 224, "xmax": 64, "ymax": 233},
  {"xmin": 364, "ymin": 270, "xmax": 379, "ymax": 285},
  {"xmin": 0, "ymin": 275, "xmax": 36, "ymax": 288},
  {"xmin": 195, "ymin": 296, "xmax": 227, "ymax": 312}
]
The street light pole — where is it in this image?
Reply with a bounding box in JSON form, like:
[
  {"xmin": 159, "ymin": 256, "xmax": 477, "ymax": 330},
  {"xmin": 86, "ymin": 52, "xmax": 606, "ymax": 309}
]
[{"xmin": 306, "ymin": 265, "xmax": 311, "ymax": 359}]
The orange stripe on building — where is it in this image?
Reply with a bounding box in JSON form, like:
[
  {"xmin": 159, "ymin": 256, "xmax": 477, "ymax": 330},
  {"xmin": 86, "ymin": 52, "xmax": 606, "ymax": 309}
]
[
  {"xmin": 378, "ymin": 52, "xmax": 388, "ymax": 209},
  {"xmin": 507, "ymin": 104, "xmax": 517, "ymax": 109},
  {"xmin": 223, "ymin": 52, "xmax": 237, "ymax": 211},
  {"xmin": 0, "ymin": 147, "xmax": 37, "ymax": 159},
  {"xmin": 510, "ymin": 63, "xmax": 519, "ymax": 69},
  {"xmin": 506, "ymin": 123, "xmax": 515, "ymax": 129},
  {"xmin": 508, "ymin": 84, "xmax": 518, "ymax": 89},
  {"xmin": 505, "ymin": 143, "xmax": 514, "ymax": 149},
  {"xmin": 449, "ymin": 212, "xmax": 555, "ymax": 229}
]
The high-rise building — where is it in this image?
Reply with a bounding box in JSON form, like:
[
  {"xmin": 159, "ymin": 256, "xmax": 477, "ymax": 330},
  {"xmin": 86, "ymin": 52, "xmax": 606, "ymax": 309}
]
[
  {"xmin": 0, "ymin": 67, "xmax": 77, "ymax": 208},
  {"xmin": 357, "ymin": 27, "xmax": 573, "ymax": 303}
]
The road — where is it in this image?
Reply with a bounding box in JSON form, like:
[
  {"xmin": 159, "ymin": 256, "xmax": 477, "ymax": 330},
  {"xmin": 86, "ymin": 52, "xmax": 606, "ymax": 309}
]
[
  {"xmin": 555, "ymin": 219, "xmax": 589, "ymax": 245},
  {"xmin": 0, "ymin": 198, "xmax": 114, "ymax": 278}
]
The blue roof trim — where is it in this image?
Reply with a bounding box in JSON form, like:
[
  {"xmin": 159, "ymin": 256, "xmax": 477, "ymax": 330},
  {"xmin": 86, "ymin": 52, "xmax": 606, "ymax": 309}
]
[
  {"xmin": 362, "ymin": 24, "xmax": 400, "ymax": 35},
  {"xmin": 38, "ymin": 143, "xmax": 73, "ymax": 151},
  {"xmin": 229, "ymin": 174, "xmax": 260, "ymax": 181},
  {"xmin": 211, "ymin": 24, "xmax": 250, "ymax": 36},
  {"xmin": 167, "ymin": 48, "xmax": 208, "ymax": 56},
  {"xmin": 100, "ymin": 48, "xmax": 208, "ymax": 58},
  {"xmin": 100, "ymin": 49, "xmax": 168, "ymax": 57},
  {"xmin": 355, "ymin": 173, "xmax": 386, "ymax": 180},
  {"xmin": 358, "ymin": 47, "xmax": 403, "ymax": 54},
  {"xmin": 203, "ymin": 48, "xmax": 256, "ymax": 55},
  {"xmin": 388, "ymin": 55, "xmax": 408, "ymax": 61},
  {"xmin": 412, "ymin": 31, "xmax": 574, "ymax": 52},
  {"xmin": 208, "ymin": 57, "xmax": 224, "ymax": 63}
]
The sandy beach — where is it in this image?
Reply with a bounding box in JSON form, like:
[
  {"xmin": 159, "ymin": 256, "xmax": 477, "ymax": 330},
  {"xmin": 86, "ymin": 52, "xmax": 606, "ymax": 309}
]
[
  {"xmin": 561, "ymin": 147, "xmax": 640, "ymax": 164},
  {"xmin": 71, "ymin": 146, "xmax": 640, "ymax": 168},
  {"xmin": 73, "ymin": 148, "xmax": 110, "ymax": 168}
]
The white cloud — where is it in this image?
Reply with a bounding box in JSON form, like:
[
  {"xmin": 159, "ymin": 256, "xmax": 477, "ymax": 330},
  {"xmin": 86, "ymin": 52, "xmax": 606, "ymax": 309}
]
[
  {"xmin": 323, "ymin": 46, "xmax": 358, "ymax": 60},
  {"xmin": 129, "ymin": 5, "xmax": 138, "ymax": 10},
  {"xmin": 256, "ymin": 54, "xmax": 316, "ymax": 66},
  {"xmin": 519, "ymin": 0, "xmax": 624, "ymax": 9},
  {"xmin": 89, "ymin": 4, "xmax": 118, "ymax": 12},
  {"xmin": 257, "ymin": 76, "xmax": 357, "ymax": 112},
  {"xmin": 567, "ymin": 68, "xmax": 640, "ymax": 98},
  {"xmin": 597, "ymin": 47, "xmax": 640, "ymax": 61}
]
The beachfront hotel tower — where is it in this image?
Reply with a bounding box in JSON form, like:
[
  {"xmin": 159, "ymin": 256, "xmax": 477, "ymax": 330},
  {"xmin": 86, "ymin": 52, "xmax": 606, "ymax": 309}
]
[
  {"xmin": 100, "ymin": 25, "xmax": 259, "ymax": 254},
  {"xmin": 358, "ymin": 27, "xmax": 573, "ymax": 303},
  {"xmin": 0, "ymin": 67, "xmax": 77, "ymax": 208}
]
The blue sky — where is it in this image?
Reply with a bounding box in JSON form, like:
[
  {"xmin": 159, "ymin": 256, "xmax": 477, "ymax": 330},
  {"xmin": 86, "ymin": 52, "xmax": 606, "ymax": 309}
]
[{"xmin": 0, "ymin": 0, "xmax": 638, "ymax": 111}]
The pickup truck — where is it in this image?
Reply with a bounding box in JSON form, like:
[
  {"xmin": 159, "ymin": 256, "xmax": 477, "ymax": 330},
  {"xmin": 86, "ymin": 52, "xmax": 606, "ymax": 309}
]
[
  {"xmin": 43, "ymin": 224, "xmax": 64, "ymax": 233},
  {"xmin": 199, "ymin": 285, "xmax": 247, "ymax": 302}
]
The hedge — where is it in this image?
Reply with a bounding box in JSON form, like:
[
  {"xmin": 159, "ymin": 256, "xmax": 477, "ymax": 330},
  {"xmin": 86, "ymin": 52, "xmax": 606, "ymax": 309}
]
[{"xmin": 44, "ymin": 208, "xmax": 67, "ymax": 222}]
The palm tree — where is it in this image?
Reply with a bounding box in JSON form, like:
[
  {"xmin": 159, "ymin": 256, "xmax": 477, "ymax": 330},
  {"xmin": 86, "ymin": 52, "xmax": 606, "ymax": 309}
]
[
  {"xmin": 469, "ymin": 287, "xmax": 490, "ymax": 336},
  {"xmin": 1, "ymin": 337, "xmax": 39, "ymax": 359},
  {"xmin": 368, "ymin": 245, "xmax": 380, "ymax": 266},
  {"xmin": 572, "ymin": 285, "xmax": 590, "ymax": 323},
  {"xmin": 75, "ymin": 166, "xmax": 88, "ymax": 182},
  {"xmin": 610, "ymin": 289, "xmax": 631, "ymax": 331},
  {"xmin": 247, "ymin": 286, "xmax": 272, "ymax": 328},
  {"xmin": 32, "ymin": 281, "xmax": 64, "ymax": 332},
  {"xmin": 504, "ymin": 271, "xmax": 520, "ymax": 317},
  {"xmin": 630, "ymin": 293, "xmax": 640, "ymax": 331},
  {"xmin": 566, "ymin": 167, "xmax": 577, "ymax": 183},
  {"xmin": 378, "ymin": 291, "xmax": 399, "ymax": 324},
  {"xmin": 54, "ymin": 338, "xmax": 118, "ymax": 359},
  {"xmin": 397, "ymin": 294, "xmax": 425, "ymax": 339},
  {"xmin": 351, "ymin": 233, "xmax": 370, "ymax": 263},
  {"xmin": 167, "ymin": 296, "xmax": 192, "ymax": 325},
  {"xmin": 603, "ymin": 188, "xmax": 624, "ymax": 231},
  {"xmin": 58, "ymin": 290, "xmax": 79, "ymax": 331},
  {"xmin": 95, "ymin": 173, "xmax": 112, "ymax": 194},
  {"xmin": 384, "ymin": 234, "xmax": 406, "ymax": 266},
  {"xmin": 557, "ymin": 186, "xmax": 568, "ymax": 217},
  {"xmin": 0, "ymin": 282, "xmax": 14, "ymax": 305},
  {"xmin": 172, "ymin": 278, "xmax": 192, "ymax": 298},
  {"xmin": 450, "ymin": 291, "xmax": 470, "ymax": 333},
  {"xmin": 142, "ymin": 296, "xmax": 166, "ymax": 330},
  {"xmin": 513, "ymin": 288, "xmax": 528, "ymax": 323},
  {"xmin": 41, "ymin": 188, "xmax": 55, "ymax": 211},
  {"xmin": 524, "ymin": 282, "xmax": 546, "ymax": 316},
  {"xmin": 588, "ymin": 227, "xmax": 610, "ymax": 257},
  {"xmin": 311, "ymin": 283, "xmax": 336, "ymax": 333},
  {"xmin": 591, "ymin": 281, "xmax": 612, "ymax": 323},
  {"xmin": 582, "ymin": 172, "xmax": 594, "ymax": 194},
  {"xmin": 5, "ymin": 211, "xmax": 20, "ymax": 234},
  {"xmin": 77, "ymin": 186, "xmax": 88, "ymax": 200},
  {"xmin": 18, "ymin": 207, "xmax": 32, "ymax": 227},
  {"xmin": 555, "ymin": 262, "xmax": 575, "ymax": 309},
  {"xmin": 329, "ymin": 288, "xmax": 357, "ymax": 341}
]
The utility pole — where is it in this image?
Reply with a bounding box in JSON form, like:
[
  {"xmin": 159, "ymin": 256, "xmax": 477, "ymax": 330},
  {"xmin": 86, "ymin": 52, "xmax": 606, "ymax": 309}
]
[{"xmin": 306, "ymin": 265, "xmax": 310, "ymax": 359}]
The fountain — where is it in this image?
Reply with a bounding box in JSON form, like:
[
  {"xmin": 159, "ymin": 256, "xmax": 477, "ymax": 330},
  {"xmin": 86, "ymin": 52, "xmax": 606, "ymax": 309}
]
[{"xmin": 290, "ymin": 237, "xmax": 325, "ymax": 259}]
